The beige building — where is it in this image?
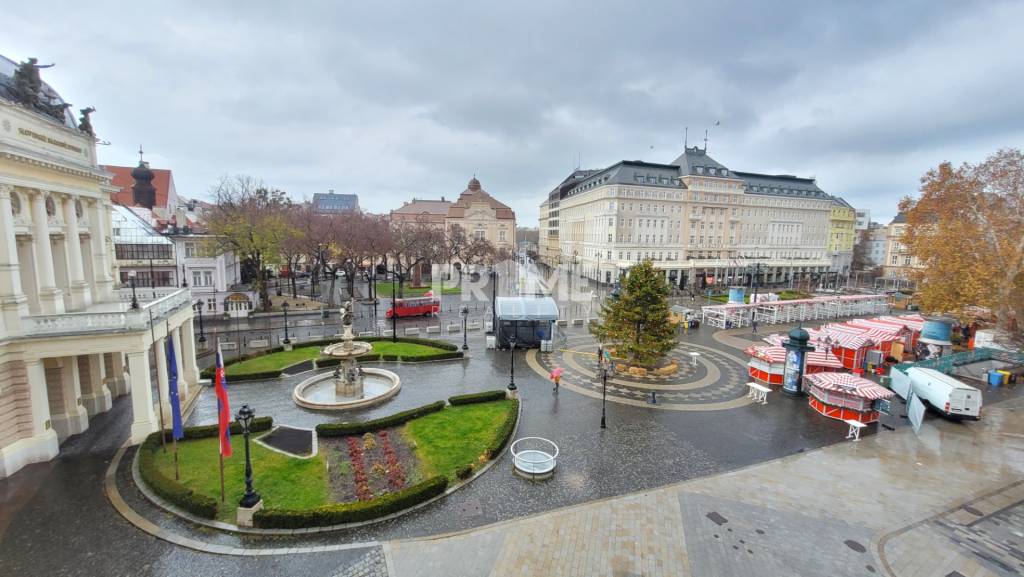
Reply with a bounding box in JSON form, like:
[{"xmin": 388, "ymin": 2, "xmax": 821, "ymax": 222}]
[
  {"xmin": 0, "ymin": 56, "xmax": 199, "ymax": 478},
  {"xmin": 391, "ymin": 176, "xmax": 517, "ymax": 252},
  {"xmin": 882, "ymin": 213, "xmax": 924, "ymax": 284},
  {"xmin": 541, "ymin": 147, "xmax": 835, "ymax": 289}
]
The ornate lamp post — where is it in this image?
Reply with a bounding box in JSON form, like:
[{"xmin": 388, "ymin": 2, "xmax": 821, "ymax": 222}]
[
  {"xmin": 460, "ymin": 305, "xmax": 469, "ymax": 350},
  {"xmin": 598, "ymin": 346, "xmax": 608, "ymax": 429},
  {"xmin": 507, "ymin": 324, "xmax": 517, "ymax": 392},
  {"xmin": 181, "ymin": 264, "xmax": 188, "ymax": 288},
  {"xmin": 128, "ymin": 270, "xmax": 139, "ymax": 310},
  {"xmin": 281, "ymin": 302, "xmax": 291, "ymax": 350},
  {"xmin": 195, "ymin": 299, "xmax": 207, "ymax": 344},
  {"xmin": 235, "ymin": 405, "xmax": 261, "ymax": 508}
]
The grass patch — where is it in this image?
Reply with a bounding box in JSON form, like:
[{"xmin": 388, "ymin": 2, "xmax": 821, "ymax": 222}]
[
  {"xmin": 374, "ymin": 284, "xmax": 461, "ymax": 297},
  {"xmin": 351, "ymin": 341, "xmax": 447, "ymax": 358},
  {"xmin": 224, "ymin": 346, "xmax": 321, "ymax": 377},
  {"xmin": 152, "ymin": 434, "xmax": 328, "ymax": 523},
  {"xmin": 403, "ymin": 400, "xmax": 516, "ymax": 481}
]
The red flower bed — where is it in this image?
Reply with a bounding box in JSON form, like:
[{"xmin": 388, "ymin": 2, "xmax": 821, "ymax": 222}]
[
  {"xmin": 378, "ymin": 431, "xmax": 406, "ymax": 491},
  {"xmin": 346, "ymin": 437, "xmax": 373, "ymax": 501}
]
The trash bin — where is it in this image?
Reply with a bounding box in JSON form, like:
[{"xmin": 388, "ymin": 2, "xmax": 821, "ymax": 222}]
[
  {"xmin": 997, "ymin": 370, "xmax": 1011, "ymax": 384},
  {"xmin": 988, "ymin": 371, "xmax": 1003, "ymax": 386}
]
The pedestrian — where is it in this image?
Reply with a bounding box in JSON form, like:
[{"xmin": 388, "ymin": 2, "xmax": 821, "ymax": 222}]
[{"xmin": 752, "ymin": 319, "xmax": 758, "ymax": 334}]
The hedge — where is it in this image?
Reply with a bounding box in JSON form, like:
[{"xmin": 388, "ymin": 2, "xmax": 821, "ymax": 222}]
[
  {"xmin": 315, "ymin": 401, "xmax": 446, "ymax": 437},
  {"xmin": 138, "ymin": 434, "xmax": 218, "ymax": 519},
  {"xmin": 359, "ymin": 336, "xmax": 458, "ymax": 351},
  {"xmin": 253, "ymin": 475, "xmax": 449, "ymax": 528},
  {"xmin": 455, "ymin": 464, "xmax": 474, "ymax": 480},
  {"xmin": 484, "ymin": 398, "xmax": 519, "ymax": 459},
  {"xmin": 448, "ymin": 390, "xmax": 507, "ymax": 406},
  {"xmin": 159, "ymin": 416, "xmax": 274, "ymax": 442}
]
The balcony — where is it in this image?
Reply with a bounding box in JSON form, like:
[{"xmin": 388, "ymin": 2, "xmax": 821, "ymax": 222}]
[{"xmin": 24, "ymin": 288, "xmax": 193, "ymax": 338}]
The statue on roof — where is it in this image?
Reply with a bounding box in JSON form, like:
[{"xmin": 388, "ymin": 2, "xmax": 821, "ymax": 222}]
[
  {"xmin": 12, "ymin": 58, "xmax": 54, "ymax": 107},
  {"xmin": 78, "ymin": 107, "xmax": 96, "ymax": 136}
]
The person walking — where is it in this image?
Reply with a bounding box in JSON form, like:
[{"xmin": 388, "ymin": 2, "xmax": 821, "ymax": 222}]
[{"xmin": 751, "ymin": 319, "xmax": 758, "ymax": 334}]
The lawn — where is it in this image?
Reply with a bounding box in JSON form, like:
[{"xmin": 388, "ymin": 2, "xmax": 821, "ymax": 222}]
[
  {"xmin": 152, "ymin": 434, "xmax": 329, "ymax": 523},
  {"xmin": 224, "ymin": 346, "xmax": 321, "ymax": 377},
  {"xmin": 373, "ymin": 283, "xmax": 461, "ymax": 297},
  {"xmin": 352, "ymin": 341, "xmax": 449, "ymax": 358},
  {"xmin": 403, "ymin": 400, "xmax": 515, "ymax": 480}
]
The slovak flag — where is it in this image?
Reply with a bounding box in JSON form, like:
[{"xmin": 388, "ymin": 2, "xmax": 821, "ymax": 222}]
[{"xmin": 214, "ymin": 345, "xmax": 232, "ymax": 457}]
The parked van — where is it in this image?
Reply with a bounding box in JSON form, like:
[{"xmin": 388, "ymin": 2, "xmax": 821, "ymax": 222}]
[{"xmin": 903, "ymin": 367, "xmax": 982, "ymax": 420}]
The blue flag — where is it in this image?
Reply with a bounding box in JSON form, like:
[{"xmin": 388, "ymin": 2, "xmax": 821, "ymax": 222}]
[{"xmin": 167, "ymin": 337, "xmax": 184, "ymax": 441}]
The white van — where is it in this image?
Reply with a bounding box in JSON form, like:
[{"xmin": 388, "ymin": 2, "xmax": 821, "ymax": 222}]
[{"xmin": 905, "ymin": 367, "xmax": 982, "ymax": 420}]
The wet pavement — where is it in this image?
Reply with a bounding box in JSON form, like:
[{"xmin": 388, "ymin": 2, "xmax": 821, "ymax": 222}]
[{"xmin": 2, "ymin": 318, "xmax": 1021, "ymax": 575}]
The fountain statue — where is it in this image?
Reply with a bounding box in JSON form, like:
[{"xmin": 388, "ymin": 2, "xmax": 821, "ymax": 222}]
[{"xmin": 292, "ymin": 299, "xmax": 401, "ymax": 410}]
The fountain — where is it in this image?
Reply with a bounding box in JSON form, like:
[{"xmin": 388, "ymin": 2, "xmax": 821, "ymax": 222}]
[{"xmin": 292, "ymin": 300, "xmax": 401, "ymax": 410}]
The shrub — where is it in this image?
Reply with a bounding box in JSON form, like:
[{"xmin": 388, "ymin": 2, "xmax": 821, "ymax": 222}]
[
  {"xmin": 484, "ymin": 399, "xmax": 519, "ymax": 459},
  {"xmin": 138, "ymin": 434, "xmax": 218, "ymax": 519},
  {"xmin": 315, "ymin": 357, "xmax": 340, "ymax": 368},
  {"xmin": 404, "ymin": 351, "xmax": 464, "ymax": 362},
  {"xmin": 356, "ymin": 336, "xmax": 457, "ymax": 351},
  {"xmin": 380, "ymin": 353, "xmax": 400, "ymax": 362},
  {"xmin": 160, "ymin": 416, "xmax": 274, "ymax": 442},
  {"xmin": 455, "ymin": 464, "xmax": 474, "ymax": 480},
  {"xmin": 315, "ymin": 401, "xmax": 446, "ymax": 437},
  {"xmin": 253, "ymin": 476, "xmax": 448, "ymax": 528},
  {"xmin": 448, "ymin": 390, "xmax": 507, "ymax": 406}
]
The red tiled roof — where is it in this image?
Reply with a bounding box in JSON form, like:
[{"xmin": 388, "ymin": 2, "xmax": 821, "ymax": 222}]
[
  {"xmin": 447, "ymin": 179, "xmax": 515, "ymax": 220},
  {"xmin": 102, "ymin": 165, "xmax": 176, "ymax": 211}
]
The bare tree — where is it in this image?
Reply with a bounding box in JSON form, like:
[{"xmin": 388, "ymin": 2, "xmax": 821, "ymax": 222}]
[
  {"xmin": 206, "ymin": 175, "xmax": 290, "ymax": 311},
  {"xmin": 388, "ymin": 216, "xmax": 444, "ymax": 295}
]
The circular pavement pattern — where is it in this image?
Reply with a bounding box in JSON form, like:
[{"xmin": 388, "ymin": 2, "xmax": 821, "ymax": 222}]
[{"xmin": 528, "ymin": 336, "xmax": 753, "ymax": 411}]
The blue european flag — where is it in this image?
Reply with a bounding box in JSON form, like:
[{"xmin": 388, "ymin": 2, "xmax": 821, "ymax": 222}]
[{"xmin": 167, "ymin": 337, "xmax": 184, "ymax": 441}]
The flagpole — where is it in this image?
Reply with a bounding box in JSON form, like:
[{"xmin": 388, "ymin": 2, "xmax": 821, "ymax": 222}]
[
  {"xmin": 167, "ymin": 320, "xmax": 180, "ymax": 481},
  {"xmin": 150, "ymin": 309, "xmax": 167, "ymax": 452},
  {"xmin": 216, "ymin": 335, "xmax": 226, "ymax": 502}
]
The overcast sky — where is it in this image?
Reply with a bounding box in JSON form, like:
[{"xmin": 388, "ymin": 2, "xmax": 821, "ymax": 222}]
[{"xmin": 5, "ymin": 1, "xmax": 1023, "ymax": 225}]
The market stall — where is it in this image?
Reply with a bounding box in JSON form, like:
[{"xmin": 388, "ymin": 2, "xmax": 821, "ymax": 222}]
[
  {"xmin": 804, "ymin": 372, "xmax": 894, "ymax": 424},
  {"xmin": 745, "ymin": 345, "xmax": 845, "ymax": 385}
]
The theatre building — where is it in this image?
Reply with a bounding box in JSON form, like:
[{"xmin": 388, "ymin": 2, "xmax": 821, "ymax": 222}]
[{"xmin": 0, "ymin": 55, "xmax": 200, "ymax": 478}]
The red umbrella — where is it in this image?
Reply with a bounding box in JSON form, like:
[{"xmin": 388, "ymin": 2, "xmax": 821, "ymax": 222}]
[{"xmin": 550, "ymin": 367, "xmax": 564, "ymax": 379}]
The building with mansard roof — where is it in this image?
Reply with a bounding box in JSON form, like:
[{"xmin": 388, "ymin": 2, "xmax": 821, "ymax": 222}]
[{"xmin": 540, "ymin": 145, "xmax": 849, "ymax": 290}]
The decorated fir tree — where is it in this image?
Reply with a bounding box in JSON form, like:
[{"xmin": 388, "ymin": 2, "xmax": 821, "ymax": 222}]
[{"xmin": 590, "ymin": 260, "xmax": 676, "ymax": 366}]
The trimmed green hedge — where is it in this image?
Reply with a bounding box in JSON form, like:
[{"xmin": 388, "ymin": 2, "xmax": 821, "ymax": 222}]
[
  {"xmin": 158, "ymin": 416, "xmax": 274, "ymax": 442},
  {"xmin": 484, "ymin": 398, "xmax": 519, "ymax": 459},
  {"xmin": 315, "ymin": 401, "xmax": 446, "ymax": 437},
  {"xmin": 448, "ymin": 390, "xmax": 507, "ymax": 406},
  {"xmin": 138, "ymin": 434, "xmax": 218, "ymax": 519},
  {"xmin": 359, "ymin": 336, "xmax": 458, "ymax": 351},
  {"xmin": 253, "ymin": 475, "xmax": 449, "ymax": 528}
]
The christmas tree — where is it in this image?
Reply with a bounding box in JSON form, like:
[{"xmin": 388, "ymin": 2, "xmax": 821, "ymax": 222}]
[{"xmin": 590, "ymin": 260, "xmax": 676, "ymax": 366}]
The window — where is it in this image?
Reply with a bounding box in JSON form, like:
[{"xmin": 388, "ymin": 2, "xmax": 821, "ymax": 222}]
[
  {"xmin": 499, "ymin": 230, "xmax": 506, "ymax": 241},
  {"xmin": 114, "ymin": 243, "xmax": 174, "ymax": 260},
  {"xmin": 184, "ymin": 242, "xmax": 196, "ymax": 258},
  {"xmin": 192, "ymin": 271, "xmax": 202, "ymax": 286},
  {"xmin": 891, "ymin": 255, "xmax": 898, "ymax": 265},
  {"xmin": 608, "ymin": 234, "xmax": 613, "ymax": 242},
  {"xmin": 474, "ymin": 230, "xmax": 485, "ymax": 240}
]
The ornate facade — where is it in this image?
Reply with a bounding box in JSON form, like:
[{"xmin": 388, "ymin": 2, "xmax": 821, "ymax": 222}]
[{"xmin": 0, "ymin": 56, "xmax": 198, "ymax": 478}]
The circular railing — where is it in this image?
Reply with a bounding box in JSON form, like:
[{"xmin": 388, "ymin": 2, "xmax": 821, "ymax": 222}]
[{"xmin": 510, "ymin": 437, "xmax": 559, "ymax": 480}]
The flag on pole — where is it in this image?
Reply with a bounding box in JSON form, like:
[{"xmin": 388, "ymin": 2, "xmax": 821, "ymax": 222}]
[
  {"xmin": 166, "ymin": 337, "xmax": 184, "ymax": 441},
  {"xmin": 214, "ymin": 345, "xmax": 232, "ymax": 457}
]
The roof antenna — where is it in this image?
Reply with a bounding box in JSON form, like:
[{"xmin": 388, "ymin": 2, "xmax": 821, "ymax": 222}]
[
  {"xmin": 138, "ymin": 144, "xmax": 144, "ymax": 162},
  {"xmin": 684, "ymin": 126, "xmax": 688, "ymax": 148},
  {"xmin": 703, "ymin": 129, "xmax": 708, "ymax": 152}
]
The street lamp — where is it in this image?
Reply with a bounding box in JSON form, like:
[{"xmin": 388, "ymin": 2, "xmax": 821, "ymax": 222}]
[
  {"xmin": 507, "ymin": 323, "xmax": 517, "ymax": 392},
  {"xmin": 195, "ymin": 299, "xmax": 206, "ymax": 344},
  {"xmin": 235, "ymin": 404, "xmax": 261, "ymax": 508},
  {"xmin": 128, "ymin": 270, "xmax": 139, "ymax": 310},
  {"xmin": 460, "ymin": 305, "xmax": 469, "ymax": 350},
  {"xmin": 281, "ymin": 302, "xmax": 291, "ymax": 347},
  {"xmin": 181, "ymin": 264, "xmax": 188, "ymax": 288},
  {"xmin": 598, "ymin": 346, "xmax": 608, "ymax": 429},
  {"xmin": 489, "ymin": 269, "xmax": 498, "ymax": 332},
  {"xmin": 391, "ymin": 269, "xmax": 398, "ymax": 343}
]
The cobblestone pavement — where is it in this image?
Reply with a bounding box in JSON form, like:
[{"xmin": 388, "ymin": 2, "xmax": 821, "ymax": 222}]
[{"xmin": 386, "ymin": 397, "xmax": 1024, "ymax": 577}]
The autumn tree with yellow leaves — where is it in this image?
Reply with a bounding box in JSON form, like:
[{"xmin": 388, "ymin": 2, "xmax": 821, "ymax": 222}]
[{"xmin": 899, "ymin": 149, "xmax": 1023, "ymax": 336}]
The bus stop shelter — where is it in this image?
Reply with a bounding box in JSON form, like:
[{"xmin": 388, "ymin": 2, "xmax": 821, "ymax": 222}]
[{"xmin": 495, "ymin": 296, "xmax": 559, "ymax": 348}]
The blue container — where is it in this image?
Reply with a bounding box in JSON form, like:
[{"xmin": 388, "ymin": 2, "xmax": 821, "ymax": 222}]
[
  {"xmin": 728, "ymin": 286, "xmax": 746, "ymax": 304},
  {"xmin": 988, "ymin": 370, "xmax": 1003, "ymax": 386},
  {"xmin": 921, "ymin": 317, "xmax": 954, "ymax": 345}
]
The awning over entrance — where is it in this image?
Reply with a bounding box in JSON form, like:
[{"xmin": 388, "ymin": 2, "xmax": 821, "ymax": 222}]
[{"xmin": 495, "ymin": 296, "xmax": 559, "ymax": 321}]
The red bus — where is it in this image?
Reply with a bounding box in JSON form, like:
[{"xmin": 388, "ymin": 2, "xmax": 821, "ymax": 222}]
[{"xmin": 386, "ymin": 296, "xmax": 441, "ymax": 318}]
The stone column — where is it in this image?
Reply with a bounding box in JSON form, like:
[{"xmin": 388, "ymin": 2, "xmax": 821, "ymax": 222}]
[
  {"xmin": 127, "ymin": 351, "xmax": 157, "ymax": 444},
  {"xmin": 103, "ymin": 352, "xmax": 128, "ymax": 397},
  {"xmin": 0, "ymin": 184, "xmax": 29, "ymax": 332},
  {"xmin": 88, "ymin": 200, "xmax": 115, "ymax": 303},
  {"xmin": 60, "ymin": 195, "xmax": 91, "ymax": 310},
  {"xmin": 171, "ymin": 325, "xmax": 189, "ymax": 399},
  {"xmin": 179, "ymin": 318, "xmax": 202, "ymax": 384},
  {"xmin": 21, "ymin": 359, "xmax": 59, "ymax": 463},
  {"xmin": 79, "ymin": 354, "xmax": 112, "ymax": 416},
  {"xmin": 28, "ymin": 191, "xmax": 64, "ymax": 314},
  {"xmin": 47, "ymin": 356, "xmax": 88, "ymax": 441}
]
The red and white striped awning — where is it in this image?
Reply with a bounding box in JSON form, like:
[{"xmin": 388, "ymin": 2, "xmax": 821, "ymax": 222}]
[
  {"xmin": 875, "ymin": 315, "xmax": 926, "ymax": 332},
  {"xmin": 745, "ymin": 345, "xmax": 845, "ymax": 368},
  {"xmin": 805, "ymin": 372, "xmax": 894, "ymax": 400}
]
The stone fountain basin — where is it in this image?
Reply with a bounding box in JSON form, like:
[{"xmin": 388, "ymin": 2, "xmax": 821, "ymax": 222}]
[
  {"xmin": 292, "ymin": 368, "xmax": 401, "ymax": 411},
  {"xmin": 322, "ymin": 341, "xmax": 373, "ymax": 357}
]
